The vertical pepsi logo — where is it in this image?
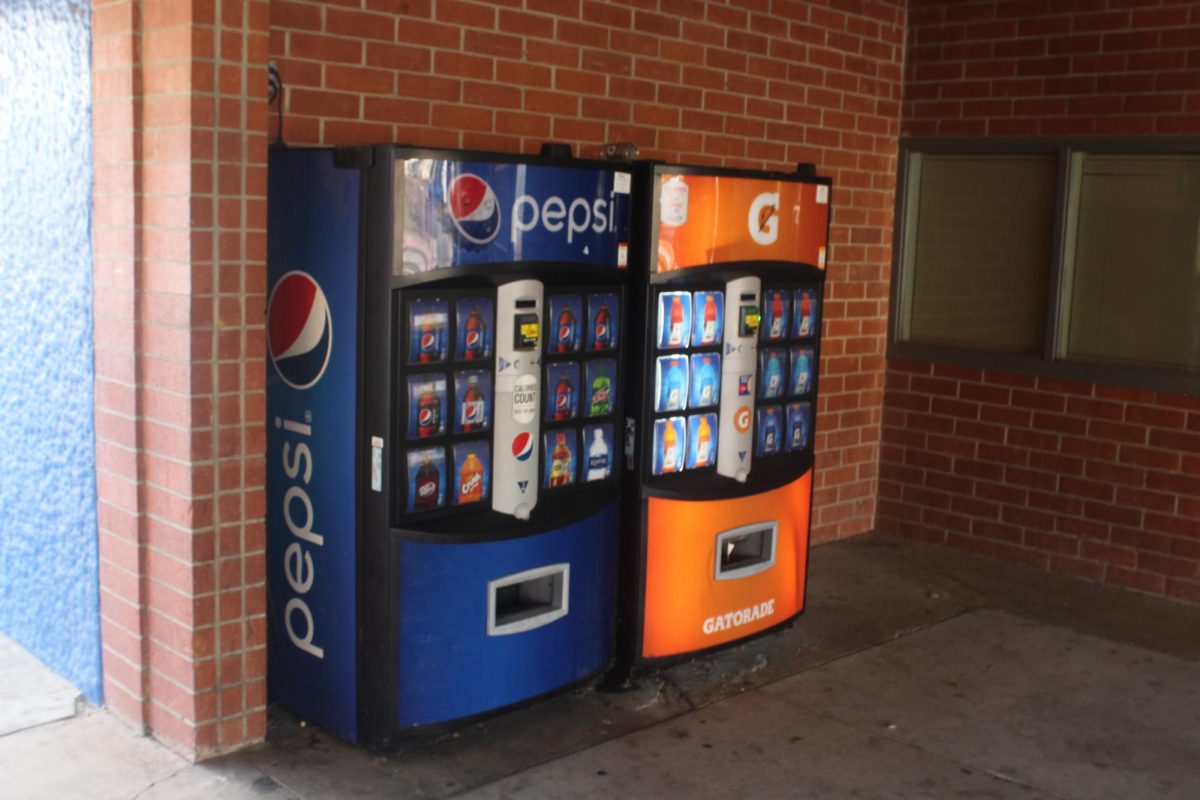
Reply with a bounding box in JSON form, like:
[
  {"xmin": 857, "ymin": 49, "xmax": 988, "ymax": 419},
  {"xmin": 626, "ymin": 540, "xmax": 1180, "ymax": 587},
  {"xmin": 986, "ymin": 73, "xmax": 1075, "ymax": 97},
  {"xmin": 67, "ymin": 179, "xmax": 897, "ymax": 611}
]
[
  {"xmin": 511, "ymin": 432, "xmax": 534, "ymax": 462},
  {"xmin": 268, "ymin": 271, "xmax": 332, "ymax": 390},
  {"xmin": 447, "ymin": 173, "xmax": 501, "ymax": 248}
]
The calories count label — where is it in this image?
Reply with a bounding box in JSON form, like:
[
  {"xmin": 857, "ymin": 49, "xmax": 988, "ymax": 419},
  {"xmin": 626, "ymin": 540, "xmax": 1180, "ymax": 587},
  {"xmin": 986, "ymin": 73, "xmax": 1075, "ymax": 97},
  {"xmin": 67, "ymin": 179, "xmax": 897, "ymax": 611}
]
[
  {"xmin": 512, "ymin": 375, "xmax": 538, "ymax": 424},
  {"xmin": 660, "ymin": 177, "xmax": 689, "ymax": 227}
]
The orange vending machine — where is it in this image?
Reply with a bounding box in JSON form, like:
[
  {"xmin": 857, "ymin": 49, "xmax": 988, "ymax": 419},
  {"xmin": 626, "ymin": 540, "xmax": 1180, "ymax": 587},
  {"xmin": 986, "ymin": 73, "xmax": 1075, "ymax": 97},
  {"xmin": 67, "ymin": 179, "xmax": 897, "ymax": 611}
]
[{"xmin": 615, "ymin": 163, "xmax": 830, "ymax": 670}]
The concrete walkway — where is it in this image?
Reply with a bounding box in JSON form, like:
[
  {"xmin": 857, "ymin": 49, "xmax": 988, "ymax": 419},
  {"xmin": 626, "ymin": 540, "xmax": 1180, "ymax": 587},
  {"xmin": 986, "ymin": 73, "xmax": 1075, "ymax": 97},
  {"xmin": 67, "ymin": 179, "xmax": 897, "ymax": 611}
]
[{"xmin": 2, "ymin": 533, "xmax": 1198, "ymax": 799}]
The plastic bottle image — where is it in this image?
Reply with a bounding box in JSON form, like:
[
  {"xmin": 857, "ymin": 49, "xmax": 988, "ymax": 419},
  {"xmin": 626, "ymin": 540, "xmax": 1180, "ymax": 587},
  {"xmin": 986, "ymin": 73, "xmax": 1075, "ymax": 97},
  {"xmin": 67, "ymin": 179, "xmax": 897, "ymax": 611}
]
[
  {"xmin": 765, "ymin": 352, "xmax": 783, "ymax": 398},
  {"xmin": 662, "ymin": 422, "xmax": 679, "ymax": 473},
  {"xmin": 666, "ymin": 361, "xmax": 685, "ymax": 411},
  {"xmin": 793, "ymin": 350, "xmax": 811, "ymax": 394},
  {"xmin": 695, "ymin": 415, "xmax": 712, "ymax": 467},
  {"xmin": 461, "ymin": 376, "xmax": 484, "ymax": 432},
  {"xmin": 550, "ymin": 433, "xmax": 571, "ymax": 487},
  {"xmin": 553, "ymin": 371, "xmax": 575, "ymax": 420},
  {"xmin": 463, "ymin": 307, "xmax": 485, "ymax": 360},
  {"xmin": 459, "ymin": 451, "xmax": 483, "ymax": 504},
  {"xmin": 414, "ymin": 456, "xmax": 440, "ymax": 509},
  {"xmin": 769, "ymin": 292, "xmax": 784, "ymax": 339},
  {"xmin": 556, "ymin": 302, "xmax": 577, "ymax": 353},
  {"xmin": 590, "ymin": 365, "xmax": 612, "ymax": 416},
  {"xmin": 668, "ymin": 295, "xmax": 685, "ymax": 346},
  {"xmin": 791, "ymin": 411, "xmax": 807, "ymax": 450},
  {"xmin": 763, "ymin": 410, "xmax": 779, "ymax": 453},
  {"xmin": 799, "ymin": 291, "xmax": 813, "ymax": 336},
  {"xmin": 586, "ymin": 428, "xmax": 609, "ymax": 481},
  {"xmin": 417, "ymin": 388, "xmax": 441, "ymax": 437},
  {"xmin": 701, "ymin": 293, "xmax": 717, "ymax": 344},
  {"xmin": 593, "ymin": 303, "xmax": 612, "ymax": 350},
  {"xmin": 418, "ymin": 316, "xmax": 442, "ymax": 362},
  {"xmin": 697, "ymin": 356, "xmax": 717, "ymax": 406}
]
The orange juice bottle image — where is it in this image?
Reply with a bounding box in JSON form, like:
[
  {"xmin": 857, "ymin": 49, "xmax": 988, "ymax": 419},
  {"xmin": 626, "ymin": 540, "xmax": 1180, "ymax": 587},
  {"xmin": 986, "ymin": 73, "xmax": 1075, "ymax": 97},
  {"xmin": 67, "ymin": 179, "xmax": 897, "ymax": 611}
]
[
  {"xmin": 459, "ymin": 450, "xmax": 483, "ymax": 504},
  {"xmin": 550, "ymin": 433, "xmax": 571, "ymax": 487},
  {"xmin": 695, "ymin": 415, "xmax": 712, "ymax": 467},
  {"xmin": 662, "ymin": 420, "xmax": 679, "ymax": 473}
]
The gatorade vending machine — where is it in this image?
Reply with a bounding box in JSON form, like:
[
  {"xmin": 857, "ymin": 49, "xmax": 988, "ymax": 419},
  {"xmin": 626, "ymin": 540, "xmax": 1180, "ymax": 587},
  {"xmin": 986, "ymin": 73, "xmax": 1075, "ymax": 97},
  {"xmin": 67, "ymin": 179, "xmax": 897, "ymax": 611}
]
[
  {"xmin": 615, "ymin": 162, "xmax": 830, "ymax": 672},
  {"xmin": 266, "ymin": 145, "xmax": 630, "ymax": 746}
]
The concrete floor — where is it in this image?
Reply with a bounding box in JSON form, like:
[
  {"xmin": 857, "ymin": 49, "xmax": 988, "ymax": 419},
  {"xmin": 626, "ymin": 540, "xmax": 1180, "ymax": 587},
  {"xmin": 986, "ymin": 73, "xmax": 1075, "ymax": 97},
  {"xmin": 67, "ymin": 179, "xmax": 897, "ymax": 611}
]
[{"xmin": 2, "ymin": 532, "xmax": 1198, "ymax": 799}]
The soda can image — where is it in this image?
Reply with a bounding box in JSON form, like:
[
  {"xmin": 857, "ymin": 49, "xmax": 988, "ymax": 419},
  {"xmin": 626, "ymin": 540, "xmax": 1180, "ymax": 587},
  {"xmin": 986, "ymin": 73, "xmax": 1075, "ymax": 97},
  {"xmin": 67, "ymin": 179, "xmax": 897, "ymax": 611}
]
[
  {"xmin": 587, "ymin": 292, "xmax": 620, "ymax": 352},
  {"xmin": 691, "ymin": 290, "xmax": 725, "ymax": 347},
  {"xmin": 793, "ymin": 287, "xmax": 819, "ymax": 339},
  {"xmin": 790, "ymin": 346, "xmax": 815, "ymax": 395},
  {"xmin": 685, "ymin": 413, "xmax": 719, "ymax": 470},
  {"xmin": 408, "ymin": 297, "xmax": 449, "ymax": 364},
  {"xmin": 543, "ymin": 429, "xmax": 578, "ymax": 489},
  {"xmin": 584, "ymin": 358, "xmax": 617, "ymax": 418},
  {"xmin": 654, "ymin": 354, "xmax": 689, "ymax": 413},
  {"xmin": 582, "ymin": 423, "xmax": 614, "ymax": 482},
  {"xmin": 544, "ymin": 361, "xmax": 580, "ymax": 422},
  {"xmin": 406, "ymin": 446, "xmax": 446, "ymax": 512},
  {"xmin": 455, "ymin": 296, "xmax": 494, "ymax": 361},
  {"xmin": 453, "ymin": 369, "xmax": 492, "ymax": 434},
  {"xmin": 407, "ymin": 373, "xmax": 447, "ymax": 439},
  {"xmin": 688, "ymin": 352, "xmax": 721, "ymax": 409},
  {"xmin": 546, "ymin": 294, "xmax": 583, "ymax": 354},
  {"xmin": 786, "ymin": 402, "xmax": 811, "ymax": 452},
  {"xmin": 758, "ymin": 347, "xmax": 787, "ymax": 400},
  {"xmin": 656, "ymin": 290, "xmax": 692, "ymax": 349},
  {"xmin": 452, "ymin": 440, "xmax": 490, "ymax": 505},
  {"xmin": 760, "ymin": 288, "xmax": 791, "ymax": 342},
  {"xmin": 755, "ymin": 405, "xmax": 784, "ymax": 457},
  {"xmin": 651, "ymin": 416, "xmax": 686, "ymax": 476}
]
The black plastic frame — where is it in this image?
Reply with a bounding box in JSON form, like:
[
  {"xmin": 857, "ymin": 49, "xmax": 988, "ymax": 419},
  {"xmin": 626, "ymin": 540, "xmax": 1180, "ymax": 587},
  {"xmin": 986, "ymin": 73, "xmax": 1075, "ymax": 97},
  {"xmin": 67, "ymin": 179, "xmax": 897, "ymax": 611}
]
[{"xmin": 890, "ymin": 136, "xmax": 1200, "ymax": 395}]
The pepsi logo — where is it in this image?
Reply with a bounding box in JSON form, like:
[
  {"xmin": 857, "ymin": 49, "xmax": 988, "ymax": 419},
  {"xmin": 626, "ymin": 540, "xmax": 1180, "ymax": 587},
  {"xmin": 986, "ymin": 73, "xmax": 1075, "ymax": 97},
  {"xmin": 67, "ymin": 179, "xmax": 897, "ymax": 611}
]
[
  {"xmin": 511, "ymin": 432, "xmax": 534, "ymax": 462},
  {"xmin": 420, "ymin": 332, "xmax": 437, "ymax": 352},
  {"xmin": 556, "ymin": 393, "xmax": 569, "ymax": 410},
  {"xmin": 268, "ymin": 271, "xmax": 332, "ymax": 390},
  {"xmin": 418, "ymin": 408, "xmax": 435, "ymax": 427},
  {"xmin": 465, "ymin": 330, "xmax": 481, "ymax": 348},
  {"xmin": 558, "ymin": 325, "xmax": 572, "ymax": 343},
  {"xmin": 447, "ymin": 173, "xmax": 500, "ymax": 248}
]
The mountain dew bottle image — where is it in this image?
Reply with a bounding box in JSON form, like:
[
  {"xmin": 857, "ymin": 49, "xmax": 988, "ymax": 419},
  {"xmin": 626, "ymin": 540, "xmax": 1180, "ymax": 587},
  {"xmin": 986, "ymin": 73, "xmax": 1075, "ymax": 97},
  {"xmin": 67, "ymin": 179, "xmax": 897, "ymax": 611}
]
[{"xmin": 589, "ymin": 365, "xmax": 612, "ymax": 416}]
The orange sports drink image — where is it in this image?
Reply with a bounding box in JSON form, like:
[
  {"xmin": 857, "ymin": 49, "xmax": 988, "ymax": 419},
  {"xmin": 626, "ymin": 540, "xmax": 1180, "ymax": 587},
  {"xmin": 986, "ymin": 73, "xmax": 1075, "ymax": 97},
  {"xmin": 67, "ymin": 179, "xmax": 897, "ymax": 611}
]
[{"xmin": 458, "ymin": 451, "xmax": 483, "ymax": 504}]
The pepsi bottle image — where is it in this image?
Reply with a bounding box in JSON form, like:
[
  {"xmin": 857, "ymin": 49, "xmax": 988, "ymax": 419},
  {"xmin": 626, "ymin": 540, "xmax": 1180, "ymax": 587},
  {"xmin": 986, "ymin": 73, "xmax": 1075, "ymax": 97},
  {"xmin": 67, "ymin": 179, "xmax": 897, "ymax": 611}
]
[
  {"xmin": 587, "ymin": 292, "xmax": 619, "ymax": 351},
  {"xmin": 455, "ymin": 297, "xmax": 494, "ymax": 361},
  {"xmin": 556, "ymin": 301, "xmax": 577, "ymax": 353},
  {"xmin": 461, "ymin": 376, "xmax": 485, "ymax": 432},
  {"xmin": 545, "ymin": 361, "xmax": 579, "ymax": 422},
  {"xmin": 408, "ymin": 298, "xmax": 448, "ymax": 364},
  {"xmin": 407, "ymin": 374, "xmax": 447, "ymax": 438},
  {"xmin": 463, "ymin": 308, "xmax": 485, "ymax": 360},
  {"xmin": 756, "ymin": 406, "xmax": 782, "ymax": 457}
]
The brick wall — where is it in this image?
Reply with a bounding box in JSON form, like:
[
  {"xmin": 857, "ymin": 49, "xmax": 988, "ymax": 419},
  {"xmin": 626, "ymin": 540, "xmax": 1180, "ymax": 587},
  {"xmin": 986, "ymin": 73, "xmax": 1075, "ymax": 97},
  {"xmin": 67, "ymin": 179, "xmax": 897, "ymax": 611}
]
[
  {"xmin": 92, "ymin": 0, "xmax": 269, "ymax": 759},
  {"xmin": 267, "ymin": 0, "xmax": 907, "ymax": 541},
  {"xmin": 877, "ymin": 0, "xmax": 1200, "ymax": 604}
]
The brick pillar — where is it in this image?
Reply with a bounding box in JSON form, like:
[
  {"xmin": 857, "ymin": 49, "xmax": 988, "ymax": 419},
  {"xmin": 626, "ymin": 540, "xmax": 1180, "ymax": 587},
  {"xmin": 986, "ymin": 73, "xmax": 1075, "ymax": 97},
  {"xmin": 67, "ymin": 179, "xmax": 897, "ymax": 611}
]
[{"xmin": 92, "ymin": 0, "xmax": 269, "ymax": 759}]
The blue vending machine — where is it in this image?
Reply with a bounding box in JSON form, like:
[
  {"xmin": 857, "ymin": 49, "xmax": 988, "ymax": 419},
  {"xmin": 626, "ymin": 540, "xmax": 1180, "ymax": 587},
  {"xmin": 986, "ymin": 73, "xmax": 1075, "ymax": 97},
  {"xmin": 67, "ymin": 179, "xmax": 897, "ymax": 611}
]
[{"xmin": 266, "ymin": 145, "xmax": 631, "ymax": 747}]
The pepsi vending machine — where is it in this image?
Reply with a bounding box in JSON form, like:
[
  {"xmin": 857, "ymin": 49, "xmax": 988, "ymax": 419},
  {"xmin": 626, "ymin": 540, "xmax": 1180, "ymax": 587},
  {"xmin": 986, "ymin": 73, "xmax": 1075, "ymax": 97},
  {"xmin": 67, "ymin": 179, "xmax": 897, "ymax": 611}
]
[
  {"xmin": 615, "ymin": 162, "xmax": 830, "ymax": 674},
  {"xmin": 267, "ymin": 145, "xmax": 630, "ymax": 746}
]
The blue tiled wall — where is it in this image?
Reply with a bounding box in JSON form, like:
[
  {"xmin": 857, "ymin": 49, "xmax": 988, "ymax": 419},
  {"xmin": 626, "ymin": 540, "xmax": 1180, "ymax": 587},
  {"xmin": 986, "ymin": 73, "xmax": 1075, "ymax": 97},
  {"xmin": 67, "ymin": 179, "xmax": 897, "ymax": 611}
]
[{"xmin": 0, "ymin": 0, "xmax": 101, "ymax": 703}]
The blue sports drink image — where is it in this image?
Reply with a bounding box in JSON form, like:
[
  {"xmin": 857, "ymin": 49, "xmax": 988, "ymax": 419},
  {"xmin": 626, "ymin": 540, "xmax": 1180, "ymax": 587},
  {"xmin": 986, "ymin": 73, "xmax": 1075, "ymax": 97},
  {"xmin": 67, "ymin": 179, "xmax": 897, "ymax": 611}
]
[
  {"xmin": 543, "ymin": 430, "xmax": 578, "ymax": 488},
  {"xmin": 652, "ymin": 417, "xmax": 686, "ymax": 476},
  {"xmin": 758, "ymin": 348, "xmax": 786, "ymax": 400},
  {"xmin": 587, "ymin": 292, "xmax": 620, "ymax": 351},
  {"xmin": 545, "ymin": 361, "xmax": 580, "ymax": 422},
  {"xmin": 685, "ymin": 413, "xmax": 718, "ymax": 470},
  {"xmin": 755, "ymin": 406, "xmax": 783, "ymax": 457},
  {"xmin": 691, "ymin": 290, "xmax": 725, "ymax": 346},
  {"xmin": 409, "ymin": 298, "xmax": 449, "ymax": 364},
  {"xmin": 689, "ymin": 353, "xmax": 720, "ymax": 408},
  {"xmin": 406, "ymin": 446, "xmax": 446, "ymax": 512},
  {"xmin": 582, "ymin": 424, "xmax": 614, "ymax": 482},
  {"xmin": 452, "ymin": 370, "xmax": 491, "ymax": 434},
  {"xmin": 454, "ymin": 296, "xmax": 494, "ymax": 361},
  {"xmin": 786, "ymin": 403, "xmax": 811, "ymax": 452},
  {"xmin": 657, "ymin": 291, "xmax": 692, "ymax": 349},
  {"xmin": 655, "ymin": 355, "xmax": 689, "ymax": 413},
  {"xmin": 547, "ymin": 294, "xmax": 583, "ymax": 353},
  {"xmin": 407, "ymin": 374, "xmax": 448, "ymax": 439},
  {"xmin": 790, "ymin": 347, "xmax": 814, "ymax": 395},
  {"xmin": 793, "ymin": 288, "xmax": 818, "ymax": 338}
]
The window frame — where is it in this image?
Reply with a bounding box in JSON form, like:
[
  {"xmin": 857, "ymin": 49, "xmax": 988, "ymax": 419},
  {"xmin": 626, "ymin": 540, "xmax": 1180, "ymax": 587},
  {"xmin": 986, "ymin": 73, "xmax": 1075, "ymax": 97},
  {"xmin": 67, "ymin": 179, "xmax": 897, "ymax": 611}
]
[{"xmin": 889, "ymin": 136, "xmax": 1200, "ymax": 396}]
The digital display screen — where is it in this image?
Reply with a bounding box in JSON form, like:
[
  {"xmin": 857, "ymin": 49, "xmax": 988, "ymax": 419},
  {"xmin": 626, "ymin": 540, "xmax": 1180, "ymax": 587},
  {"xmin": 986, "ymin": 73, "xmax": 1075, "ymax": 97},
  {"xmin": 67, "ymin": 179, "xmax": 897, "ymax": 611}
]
[
  {"xmin": 739, "ymin": 306, "xmax": 760, "ymax": 337},
  {"xmin": 514, "ymin": 313, "xmax": 540, "ymax": 350}
]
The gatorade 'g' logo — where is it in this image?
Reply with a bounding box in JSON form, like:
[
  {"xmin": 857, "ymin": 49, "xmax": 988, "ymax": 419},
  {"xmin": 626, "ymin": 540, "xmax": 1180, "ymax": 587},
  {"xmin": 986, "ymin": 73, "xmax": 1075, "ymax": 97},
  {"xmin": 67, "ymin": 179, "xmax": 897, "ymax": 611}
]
[
  {"xmin": 734, "ymin": 406, "xmax": 752, "ymax": 433},
  {"xmin": 748, "ymin": 192, "xmax": 780, "ymax": 246}
]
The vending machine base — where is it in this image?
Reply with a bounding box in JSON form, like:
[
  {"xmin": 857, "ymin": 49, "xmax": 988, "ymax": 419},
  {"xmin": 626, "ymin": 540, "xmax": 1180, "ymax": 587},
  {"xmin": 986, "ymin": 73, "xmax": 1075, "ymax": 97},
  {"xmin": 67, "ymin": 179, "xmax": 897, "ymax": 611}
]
[{"xmin": 393, "ymin": 501, "xmax": 617, "ymax": 729}]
